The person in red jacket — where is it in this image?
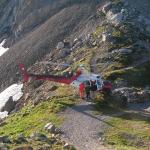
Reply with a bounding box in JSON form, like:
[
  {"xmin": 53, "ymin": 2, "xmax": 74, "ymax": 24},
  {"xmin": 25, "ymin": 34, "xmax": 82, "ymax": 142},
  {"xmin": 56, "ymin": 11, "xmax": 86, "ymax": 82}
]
[{"xmin": 79, "ymin": 82, "xmax": 85, "ymax": 99}]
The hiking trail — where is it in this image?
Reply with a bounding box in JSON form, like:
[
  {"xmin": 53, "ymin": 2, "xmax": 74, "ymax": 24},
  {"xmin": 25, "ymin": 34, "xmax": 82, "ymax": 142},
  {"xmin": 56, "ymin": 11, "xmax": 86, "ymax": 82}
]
[{"xmin": 60, "ymin": 102, "xmax": 113, "ymax": 150}]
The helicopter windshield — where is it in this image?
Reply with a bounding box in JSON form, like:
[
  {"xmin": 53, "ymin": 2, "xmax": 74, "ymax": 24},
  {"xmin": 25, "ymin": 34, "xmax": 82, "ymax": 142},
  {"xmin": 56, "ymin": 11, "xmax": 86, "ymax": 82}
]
[{"xmin": 96, "ymin": 76, "xmax": 103, "ymax": 90}]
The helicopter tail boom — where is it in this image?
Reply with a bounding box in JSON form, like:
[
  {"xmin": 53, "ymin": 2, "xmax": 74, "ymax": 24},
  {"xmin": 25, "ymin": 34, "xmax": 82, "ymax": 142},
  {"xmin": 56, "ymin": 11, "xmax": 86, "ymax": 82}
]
[{"xmin": 19, "ymin": 64, "xmax": 82, "ymax": 84}]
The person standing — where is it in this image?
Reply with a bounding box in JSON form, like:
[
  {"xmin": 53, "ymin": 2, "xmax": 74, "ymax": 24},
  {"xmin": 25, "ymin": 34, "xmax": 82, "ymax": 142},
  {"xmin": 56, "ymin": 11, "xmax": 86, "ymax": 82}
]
[
  {"xmin": 85, "ymin": 80, "xmax": 91, "ymax": 101},
  {"xmin": 90, "ymin": 80, "xmax": 97, "ymax": 99},
  {"xmin": 79, "ymin": 82, "xmax": 85, "ymax": 99}
]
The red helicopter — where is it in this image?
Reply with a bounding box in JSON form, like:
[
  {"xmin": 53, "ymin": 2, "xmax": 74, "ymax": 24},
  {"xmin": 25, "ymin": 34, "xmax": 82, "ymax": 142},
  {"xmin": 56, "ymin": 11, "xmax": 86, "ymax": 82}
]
[{"xmin": 19, "ymin": 63, "xmax": 112, "ymax": 94}]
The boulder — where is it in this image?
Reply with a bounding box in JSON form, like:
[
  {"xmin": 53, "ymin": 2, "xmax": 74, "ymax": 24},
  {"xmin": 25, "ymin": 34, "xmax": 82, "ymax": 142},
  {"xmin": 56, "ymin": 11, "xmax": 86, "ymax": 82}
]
[
  {"xmin": 57, "ymin": 42, "xmax": 64, "ymax": 50},
  {"xmin": 102, "ymin": 2, "xmax": 112, "ymax": 14},
  {"xmin": 1, "ymin": 96, "xmax": 16, "ymax": 114},
  {"xmin": 44, "ymin": 123, "xmax": 56, "ymax": 134},
  {"xmin": 102, "ymin": 32, "xmax": 113, "ymax": 42},
  {"xmin": 145, "ymin": 107, "xmax": 150, "ymax": 113},
  {"xmin": 112, "ymin": 48, "xmax": 133, "ymax": 55},
  {"xmin": 118, "ymin": 48, "xmax": 133, "ymax": 54},
  {"xmin": 106, "ymin": 11, "xmax": 124, "ymax": 26},
  {"xmin": 63, "ymin": 143, "xmax": 73, "ymax": 150},
  {"xmin": 63, "ymin": 143, "xmax": 70, "ymax": 149},
  {"xmin": 14, "ymin": 134, "xmax": 27, "ymax": 144},
  {"xmin": 44, "ymin": 122, "xmax": 62, "ymax": 134}
]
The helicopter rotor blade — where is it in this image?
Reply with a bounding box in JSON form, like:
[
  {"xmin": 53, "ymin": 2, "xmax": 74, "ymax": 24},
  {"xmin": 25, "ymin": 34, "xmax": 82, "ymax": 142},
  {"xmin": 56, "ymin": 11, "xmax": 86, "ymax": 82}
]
[{"xmin": 39, "ymin": 61, "xmax": 71, "ymax": 67}]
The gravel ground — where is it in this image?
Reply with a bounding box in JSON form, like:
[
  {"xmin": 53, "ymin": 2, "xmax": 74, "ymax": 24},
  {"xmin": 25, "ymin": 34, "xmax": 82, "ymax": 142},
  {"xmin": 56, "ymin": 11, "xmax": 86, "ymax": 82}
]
[{"xmin": 61, "ymin": 102, "xmax": 113, "ymax": 150}]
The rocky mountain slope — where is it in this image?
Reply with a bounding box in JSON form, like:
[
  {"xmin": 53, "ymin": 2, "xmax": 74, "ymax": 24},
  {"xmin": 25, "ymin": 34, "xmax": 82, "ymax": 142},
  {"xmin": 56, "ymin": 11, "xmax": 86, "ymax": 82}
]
[
  {"xmin": 0, "ymin": 0, "xmax": 150, "ymax": 149},
  {"xmin": 0, "ymin": 0, "xmax": 100, "ymax": 91}
]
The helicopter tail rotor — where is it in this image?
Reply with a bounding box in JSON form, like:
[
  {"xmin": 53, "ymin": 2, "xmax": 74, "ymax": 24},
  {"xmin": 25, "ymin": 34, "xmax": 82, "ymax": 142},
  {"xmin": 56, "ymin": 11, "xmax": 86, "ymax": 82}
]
[{"xmin": 19, "ymin": 64, "xmax": 29, "ymax": 82}]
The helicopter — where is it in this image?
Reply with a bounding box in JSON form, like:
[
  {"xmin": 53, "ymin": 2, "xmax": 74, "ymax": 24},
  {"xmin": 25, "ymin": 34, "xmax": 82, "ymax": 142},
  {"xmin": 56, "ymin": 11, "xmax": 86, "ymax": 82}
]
[{"xmin": 19, "ymin": 62, "xmax": 112, "ymax": 94}]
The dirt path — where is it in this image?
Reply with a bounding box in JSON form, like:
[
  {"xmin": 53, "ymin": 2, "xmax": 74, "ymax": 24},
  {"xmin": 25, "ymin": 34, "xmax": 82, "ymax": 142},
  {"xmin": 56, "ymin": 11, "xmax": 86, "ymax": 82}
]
[{"xmin": 61, "ymin": 102, "xmax": 113, "ymax": 150}]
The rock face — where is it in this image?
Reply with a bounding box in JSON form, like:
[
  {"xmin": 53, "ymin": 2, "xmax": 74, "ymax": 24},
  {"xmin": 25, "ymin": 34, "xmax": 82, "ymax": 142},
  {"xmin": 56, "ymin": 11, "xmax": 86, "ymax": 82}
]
[
  {"xmin": 106, "ymin": 11, "xmax": 124, "ymax": 26},
  {"xmin": 0, "ymin": 0, "xmax": 99, "ymax": 91}
]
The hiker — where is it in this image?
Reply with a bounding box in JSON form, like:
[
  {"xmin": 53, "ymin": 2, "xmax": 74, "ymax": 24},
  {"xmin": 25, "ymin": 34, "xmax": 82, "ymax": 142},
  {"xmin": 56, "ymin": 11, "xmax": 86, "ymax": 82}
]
[
  {"xmin": 85, "ymin": 80, "xmax": 91, "ymax": 100},
  {"xmin": 64, "ymin": 69, "xmax": 73, "ymax": 78},
  {"xmin": 68, "ymin": 70, "xmax": 73, "ymax": 78},
  {"xmin": 90, "ymin": 80, "xmax": 97, "ymax": 99},
  {"xmin": 79, "ymin": 82, "xmax": 85, "ymax": 99}
]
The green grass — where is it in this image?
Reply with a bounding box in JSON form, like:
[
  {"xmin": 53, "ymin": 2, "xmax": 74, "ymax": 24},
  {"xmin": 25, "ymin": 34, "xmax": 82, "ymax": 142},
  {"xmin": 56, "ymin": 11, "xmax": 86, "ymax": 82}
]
[
  {"xmin": 0, "ymin": 96, "xmax": 76, "ymax": 138},
  {"xmin": 104, "ymin": 113, "xmax": 150, "ymax": 150},
  {"xmin": 104, "ymin": 61, "xmax": 150, "ymax": 87},
  {"xmin": 66, "ymin": 46, "xmax": 95, "ymax": 72},
  {"xmin": 0, "ymin": 85, "xmax": 78, "ymax": 149},
  {"xmin": 93, "ymin": 26, "xmax": 107, "ymax": 39}
]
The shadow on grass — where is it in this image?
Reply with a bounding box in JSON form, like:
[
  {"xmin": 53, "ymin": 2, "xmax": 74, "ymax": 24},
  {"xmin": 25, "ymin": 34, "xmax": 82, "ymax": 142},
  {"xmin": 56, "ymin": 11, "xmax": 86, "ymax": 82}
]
[
  {"xmin": 117, "ymin": 112, "xmax": 150, "ymax": 124},
  {"xmin": 94, "ymin": 100, "xmax": 121, "ymax": 115}
]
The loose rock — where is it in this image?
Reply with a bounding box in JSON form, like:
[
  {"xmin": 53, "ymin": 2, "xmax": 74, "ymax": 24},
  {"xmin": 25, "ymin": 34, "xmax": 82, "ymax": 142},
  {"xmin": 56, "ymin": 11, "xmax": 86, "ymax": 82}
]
[
  {"xmin": 14, "ymin": 134, "xmax": 27, "ymax": 144},
  {"xmin": 102, "ymin": 32, "xmax": 113, "ymax": 42},
  {"xmin": 45, "ymin": 123, "xmax": 62, "ymax": 135},
  {"xmin": 0, "ymin": 136, "xmax": 11, "ymax": 144},
  {"xmin": 30, "ymin": 132, "xmax": 48, "ymax": 142},
  {"xmin": 1, "ymin": 96, "xmax": 16, "ymax": 114},
  {"xmin": 44, "ymin": 122, "xmax": 56, "ymax": 133},
  {"xmin": 106, "ymin": 11, "xmax": 124, "ymax": 26},
  {"xmin": 57, "ymin": 42, "xmax": 64, "ymax": 50}
]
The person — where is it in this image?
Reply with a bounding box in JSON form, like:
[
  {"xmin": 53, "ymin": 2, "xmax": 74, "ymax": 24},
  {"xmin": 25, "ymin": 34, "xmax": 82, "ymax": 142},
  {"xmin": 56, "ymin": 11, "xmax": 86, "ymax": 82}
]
[
  {"xmin": 90, "ymin": 80, "xmax": 97, "ymax": 99},
  {"xmin": 84, "ymin": 80, "xmax": 91, "ymax": 101},
  {"xmin": 64, "ymin": 69, "xmax": 73, "ymax": 78},
  {"xmin": 79, "ymin": 82, "xmax": 85, "ymax": 99},
  {"xmin": 68, "ymin": 70, "xmax": 73, "ymax": 77}
]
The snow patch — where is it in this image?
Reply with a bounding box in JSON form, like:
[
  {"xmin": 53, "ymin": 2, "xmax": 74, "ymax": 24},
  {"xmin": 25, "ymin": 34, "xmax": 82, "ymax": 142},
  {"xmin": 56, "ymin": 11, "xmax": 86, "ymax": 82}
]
[
  {"xmin": 0, "ymin": 83, "xmax": 23, "ymax": 118},
  {"xmin": 0, "ymin": 111, "xmax": 8, "ymax": 119},
  {"xmin": 0, "ymin": 39, "xmax": 9, "ymax": 56}
]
